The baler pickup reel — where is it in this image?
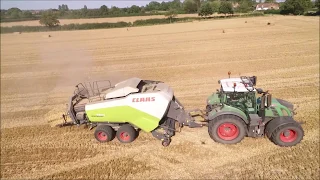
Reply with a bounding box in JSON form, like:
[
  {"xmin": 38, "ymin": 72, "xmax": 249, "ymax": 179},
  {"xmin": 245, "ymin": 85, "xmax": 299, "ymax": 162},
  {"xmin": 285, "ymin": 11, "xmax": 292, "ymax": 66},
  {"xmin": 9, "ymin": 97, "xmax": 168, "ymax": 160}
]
[{"xmin": 57, "ymin": 103, "xmax": 77, "ymax": 128}]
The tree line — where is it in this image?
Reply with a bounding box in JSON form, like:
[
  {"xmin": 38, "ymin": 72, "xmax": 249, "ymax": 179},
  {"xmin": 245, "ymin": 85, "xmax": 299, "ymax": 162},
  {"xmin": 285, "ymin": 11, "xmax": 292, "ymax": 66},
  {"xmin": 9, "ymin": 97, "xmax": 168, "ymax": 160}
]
[
  {"xmin": 1, "ymin": 13, "xmax": 266, "ymax": 34},
  {"xmin": 1, "ymin": 0, "xmax": 240, "ymax": 21},
  {"xmin": 1, "ymin": 0, "xmax": 319, "ymax": 24}
]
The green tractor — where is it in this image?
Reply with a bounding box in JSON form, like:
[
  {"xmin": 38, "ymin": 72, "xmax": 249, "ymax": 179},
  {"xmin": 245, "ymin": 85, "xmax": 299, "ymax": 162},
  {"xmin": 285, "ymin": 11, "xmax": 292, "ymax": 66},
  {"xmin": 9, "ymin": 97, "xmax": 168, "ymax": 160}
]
[{"xmin": 205, "ymin": 74, "xmax": 304, "ymax": 147}]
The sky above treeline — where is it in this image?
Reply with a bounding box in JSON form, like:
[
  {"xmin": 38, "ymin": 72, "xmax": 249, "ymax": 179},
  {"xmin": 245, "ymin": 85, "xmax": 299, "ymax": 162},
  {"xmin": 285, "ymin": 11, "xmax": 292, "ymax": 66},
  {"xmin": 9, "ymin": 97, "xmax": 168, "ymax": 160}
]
[{"xmin": 1, "ymin": 0, "xmax": 287, "ymax": 10}]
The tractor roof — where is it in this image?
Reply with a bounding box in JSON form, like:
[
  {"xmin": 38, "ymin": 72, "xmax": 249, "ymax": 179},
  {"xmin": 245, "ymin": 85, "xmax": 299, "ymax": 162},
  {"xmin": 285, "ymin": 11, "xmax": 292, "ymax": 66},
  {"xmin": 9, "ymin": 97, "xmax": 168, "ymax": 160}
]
[
  {"xmin": 105, "ymin": 77, "xmax": 141, "ymax": 99},
  {"xmin": 220, "ymin": 78, "xmax": 256, "ymax": 92}
]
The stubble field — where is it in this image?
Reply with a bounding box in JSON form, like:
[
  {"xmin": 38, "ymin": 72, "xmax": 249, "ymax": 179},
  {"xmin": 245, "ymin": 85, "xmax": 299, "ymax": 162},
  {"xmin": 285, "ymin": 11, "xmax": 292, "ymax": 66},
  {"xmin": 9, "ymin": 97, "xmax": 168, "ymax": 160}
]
[{"xmin": 1, "ymin": 15, "xmax": 319, "ymax": 179}]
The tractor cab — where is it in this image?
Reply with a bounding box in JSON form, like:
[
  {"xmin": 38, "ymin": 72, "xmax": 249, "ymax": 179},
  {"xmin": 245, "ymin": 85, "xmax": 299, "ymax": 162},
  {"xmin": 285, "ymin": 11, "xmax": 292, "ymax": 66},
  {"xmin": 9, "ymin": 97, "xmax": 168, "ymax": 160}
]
[{"xmin": 217, "ymin": 76, "xmax": 259, "ymax": 115}]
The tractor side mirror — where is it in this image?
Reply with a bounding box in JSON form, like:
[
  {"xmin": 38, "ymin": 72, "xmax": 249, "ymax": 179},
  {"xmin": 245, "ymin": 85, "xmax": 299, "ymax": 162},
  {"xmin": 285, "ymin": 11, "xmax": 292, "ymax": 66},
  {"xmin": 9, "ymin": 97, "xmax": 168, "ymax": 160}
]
[
  {"xmin": 256, "ymin": 88, "xmax": 263, "ymax": 94},
  {"xmin": 267, "ymin": 94, "xmax": 272, "ymax": 107},
  {"xmin": 250, "ymin": 76, "xmax": 257, "ymax": 86}
]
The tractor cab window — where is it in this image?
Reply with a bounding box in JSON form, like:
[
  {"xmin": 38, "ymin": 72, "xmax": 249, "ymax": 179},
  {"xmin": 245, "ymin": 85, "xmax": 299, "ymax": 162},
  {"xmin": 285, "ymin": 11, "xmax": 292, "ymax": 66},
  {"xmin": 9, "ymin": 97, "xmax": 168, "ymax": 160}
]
[{"xmin": 225, "ymin": 92, "xmax": 256, "ymax": 112}]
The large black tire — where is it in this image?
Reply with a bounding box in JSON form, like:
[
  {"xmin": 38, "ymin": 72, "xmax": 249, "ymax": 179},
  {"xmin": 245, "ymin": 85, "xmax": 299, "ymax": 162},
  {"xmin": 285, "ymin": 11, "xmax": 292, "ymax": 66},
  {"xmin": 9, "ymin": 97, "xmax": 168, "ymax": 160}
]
[
  {"xmin": 268, "ymin": 123, "xmax": 304, "ymax": 147},
  {"xmin": 116, "ymin": 124, "xmax": 137, "ymax": 143},
  {"xmin": 94, "ymin": 125, "xmax": 115, "ymax": 143},
  {"xmin": 208, "ymin": 115, "xmax": 246, "ymax": 144}
]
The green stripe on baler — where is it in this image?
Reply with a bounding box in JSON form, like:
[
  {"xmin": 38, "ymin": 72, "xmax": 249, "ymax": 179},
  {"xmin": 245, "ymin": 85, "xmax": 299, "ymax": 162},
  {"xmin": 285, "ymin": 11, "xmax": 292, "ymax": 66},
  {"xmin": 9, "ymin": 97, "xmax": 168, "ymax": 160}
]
[{"xmin": 86, "ymin": 106, "xmax": 160, "ymax": 132}]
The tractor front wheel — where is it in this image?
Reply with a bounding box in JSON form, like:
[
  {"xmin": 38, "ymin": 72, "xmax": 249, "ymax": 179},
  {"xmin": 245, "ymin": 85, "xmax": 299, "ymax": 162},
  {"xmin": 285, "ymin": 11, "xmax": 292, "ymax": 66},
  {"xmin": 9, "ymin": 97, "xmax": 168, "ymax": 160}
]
[
  {"xmin": 116, "ymin": 124, "xmax": 137, "ymax": 143},
  {"xmin": 94, "ymin": 125, "xmax": 115, "ymax": 143},
  {"xmin": 268, "ymin": 123, "xmax": 304, "ymax": 147},
  {"xmin": 208, "ymin": 115, "xmax": 246, "ymax": 144}
]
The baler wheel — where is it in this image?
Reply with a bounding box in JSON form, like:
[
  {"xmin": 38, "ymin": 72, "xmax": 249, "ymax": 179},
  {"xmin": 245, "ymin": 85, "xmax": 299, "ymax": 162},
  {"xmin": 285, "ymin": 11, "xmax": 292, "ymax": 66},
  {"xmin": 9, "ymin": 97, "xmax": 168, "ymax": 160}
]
[
  {"xmin": 268, "ymin": 123, "xmax": 304, "ymax": 147},
  {"xmin": 162, "ymin": 139, "xmax": 171, "ymax": 147},
  {"xmin": 116, "ymin": 124, "xmax": 137, "ymax": 143},
  {"xmin": 94, "ymin": 125, "xmax": 115, "ymax": 143}
]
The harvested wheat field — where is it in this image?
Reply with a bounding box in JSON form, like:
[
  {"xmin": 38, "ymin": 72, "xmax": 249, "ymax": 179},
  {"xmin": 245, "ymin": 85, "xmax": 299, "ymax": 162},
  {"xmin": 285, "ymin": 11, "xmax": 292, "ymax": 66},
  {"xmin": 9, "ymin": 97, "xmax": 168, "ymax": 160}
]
[
  {"xmin": 1, "ymin": 15, "xmax": 319, "ymax": 179},
  {"xmin": 0, "ymin": 13, "xmax": 199, "ymax": 27}
]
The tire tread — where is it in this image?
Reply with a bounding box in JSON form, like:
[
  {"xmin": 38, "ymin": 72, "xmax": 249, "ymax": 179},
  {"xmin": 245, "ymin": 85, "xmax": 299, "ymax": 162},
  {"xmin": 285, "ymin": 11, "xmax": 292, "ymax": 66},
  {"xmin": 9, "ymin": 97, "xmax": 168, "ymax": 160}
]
[{"xmin": 269, "ymin": 123, "xmax": 304, "ymax": 147}]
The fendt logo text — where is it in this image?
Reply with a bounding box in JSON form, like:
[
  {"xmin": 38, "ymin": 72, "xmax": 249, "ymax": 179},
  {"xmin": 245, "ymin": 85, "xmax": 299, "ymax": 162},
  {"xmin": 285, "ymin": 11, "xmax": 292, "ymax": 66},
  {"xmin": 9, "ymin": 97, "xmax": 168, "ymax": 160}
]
[{"xmin": 132, "ymin": 97, "xmax": 155, "ymax": 102}]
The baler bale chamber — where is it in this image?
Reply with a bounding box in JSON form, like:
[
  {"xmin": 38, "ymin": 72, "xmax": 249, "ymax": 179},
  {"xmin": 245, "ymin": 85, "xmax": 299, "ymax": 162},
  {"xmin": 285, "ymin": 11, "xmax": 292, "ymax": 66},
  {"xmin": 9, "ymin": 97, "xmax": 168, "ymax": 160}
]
[{"xmin": 59, "ymin": 78, "xmax": 205, "ymax": 146}]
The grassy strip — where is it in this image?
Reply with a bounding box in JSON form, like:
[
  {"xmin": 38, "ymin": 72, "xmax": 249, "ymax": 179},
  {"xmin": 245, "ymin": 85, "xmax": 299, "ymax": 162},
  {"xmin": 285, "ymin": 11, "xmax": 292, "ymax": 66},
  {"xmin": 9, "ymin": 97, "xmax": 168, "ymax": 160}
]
[
  {"xmin": 0, "ymin": 13, "xmax": 264, "ymax": 34},
  {"xmin": 0, "ymin": 21, "xmax": 131, "ymax": 33}
]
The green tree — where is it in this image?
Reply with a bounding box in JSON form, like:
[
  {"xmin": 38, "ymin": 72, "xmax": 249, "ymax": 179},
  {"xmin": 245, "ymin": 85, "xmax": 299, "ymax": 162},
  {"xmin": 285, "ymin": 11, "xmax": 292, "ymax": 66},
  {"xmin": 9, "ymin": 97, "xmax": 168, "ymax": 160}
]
[
  {"xmin": 165, "ymin": 9, "xmax": 178, "ymax": 23},
  {"xmin": 146, "ymin": 1, "xmax": 161, "ymax": 11},
  {"xmin": 58, "ymin": 4, "xmax": 69, "ymax": 12},
  {"xmin": 238, "ymin": 0, "xmax": 250, "ymax": 13},
  {"xmin": 141, "ymin": 7, "xmax": 146, "ymax": 14},
  {"xmin": 21, "ymin": 11, "xmax": 33, "ymax": 18},
  {"xmin": 81, "ymin": 5, "xmax": 88, "ymax": 17},
  {"xmin": 211, "ymin": 1, "xmax": 221, "ymax": 13},
  {"xmin": 63, "ymin": 4, "xmax": 69, "ymax": 11},
  {"xmin": 7, "ymin": 7, "xmax": 22, "ymax": 19},
  {"xmin": 193, "ymin": 0, "xmax": 201, "ymax": 10},
  {"xmin": 315, "ymin": 0, "xmax": 320, "ymax": 10},
  {"xmin": 39, "ymin": 12, "xmax": 60, "ymax": 27},
  {"xmin": 169, "ymin": 0, "xmax": 182, "ymax": 10},
  {"xmin": 219, "ymin": 1, "xmax": 234, "ymax": 15},
  {"xmin": 198, "ymin": 2, "xmax": 214, "ymax": 17},
  {"xmin": 128, "ymin": 5, "xmax": 141, "ymax": 13},
  {"xmin": 7, "ymin": 7, "xmax": 21, "ymax": 15},
  {"xmin": 183, "ymin": 0, "xmax": 198, "ymax": 13},
  {"xmin": 99, "ymin": 5, "xmax": 109, "ymax": 15},
  {"xmin": 280, "ymin": 0, "xmax": 312, "ymax": 15},
  {"xmin": 0, "ymin": 10, "xmax": 6, "ymax": 18},
  {"xmin": 110, "ymin": 6, "xmax": 121, "ymax": 15},
  {"xmin": 264, "ymin": 0, "xmax": 276, "ymax": 3},
  {"xmin": 160, "ymin": 2, "xmax": 170, "ymax": 10}
]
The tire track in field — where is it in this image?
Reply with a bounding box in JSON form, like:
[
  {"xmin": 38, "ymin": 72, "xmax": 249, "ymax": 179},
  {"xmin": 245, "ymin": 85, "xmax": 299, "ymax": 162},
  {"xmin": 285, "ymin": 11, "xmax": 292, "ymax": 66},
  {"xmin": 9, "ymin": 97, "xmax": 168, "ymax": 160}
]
[
  {"xmin": 162, "ymin": 128, "xmax": 319, "ymax": 179},
  {"xmin": 1, "ymin": 54, "xmax": 318, "ymax": 80},
  {"xmin": 1, "ymin": 26, "xmax": 317, "ymax": 67},
  {"xmin": 12, "ymin": 143, "xmax": 160, "ymax": 179},
  {"xmin": 134, "ymin": 127, "xmax": 319, "ymax": 179},
  {"xmin": 2, "ymin": 36, "xmax": 317, "ymax": 68},
  {"xmin": 2, "ymin": 45, "xmax": 317, "ymax": 75}
]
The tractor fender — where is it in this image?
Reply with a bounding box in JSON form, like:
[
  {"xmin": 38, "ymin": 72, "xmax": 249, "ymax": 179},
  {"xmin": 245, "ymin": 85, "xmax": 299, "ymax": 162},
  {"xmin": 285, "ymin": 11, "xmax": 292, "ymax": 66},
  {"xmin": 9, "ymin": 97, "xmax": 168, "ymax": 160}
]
[
  {"xmin": 208, "ymin": 111, "xmax": 249, "ymax": 124},
  {"xmin": 265, "ymin": 116, "xmax": 298, "ymax": 138}
]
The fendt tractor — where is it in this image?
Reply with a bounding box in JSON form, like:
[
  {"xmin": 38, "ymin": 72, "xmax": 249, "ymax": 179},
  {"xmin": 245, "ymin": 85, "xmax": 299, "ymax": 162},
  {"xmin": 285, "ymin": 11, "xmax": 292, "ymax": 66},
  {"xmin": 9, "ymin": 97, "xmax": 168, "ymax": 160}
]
[{"xmin": 60, "ymin": 74, "xmax": 304, "ymax": 147}]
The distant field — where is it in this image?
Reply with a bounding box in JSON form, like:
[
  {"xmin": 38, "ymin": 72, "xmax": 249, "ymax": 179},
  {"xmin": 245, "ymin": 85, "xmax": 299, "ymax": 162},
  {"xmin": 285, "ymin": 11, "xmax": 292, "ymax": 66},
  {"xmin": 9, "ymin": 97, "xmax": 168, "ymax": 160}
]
[
  {"xmin": 1, "ymin": 16, "xmax": 319, "ymax": 179},
  {"xmin": 0, "ymin": 14, "xmax": 199, "ymax": 27}
]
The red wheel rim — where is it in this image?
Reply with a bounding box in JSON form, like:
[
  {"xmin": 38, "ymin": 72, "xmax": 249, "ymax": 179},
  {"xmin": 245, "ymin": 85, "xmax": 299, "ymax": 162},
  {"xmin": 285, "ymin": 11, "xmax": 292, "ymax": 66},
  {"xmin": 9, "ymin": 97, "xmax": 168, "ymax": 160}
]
[
  {"xmin": 97, "ymin": 131, "xmax": 108, "ymax": 141},
  {"xmin": 120, "ymin": 132, "xmax": 130, "ymax": 141},
  {"xmin": 217, "ymin": 123, "xmax": 239, "ymax": 140},
  {"xmin": 280, "ymin": 129, "xmax": 297, "ymax": 142}
]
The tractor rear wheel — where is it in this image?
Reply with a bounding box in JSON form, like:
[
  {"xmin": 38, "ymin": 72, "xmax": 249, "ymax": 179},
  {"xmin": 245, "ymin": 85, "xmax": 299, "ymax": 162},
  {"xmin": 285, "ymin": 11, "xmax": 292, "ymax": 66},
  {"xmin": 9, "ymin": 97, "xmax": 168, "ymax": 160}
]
[
  {"xmin": 116, "ymin": 124, "xmax": 137, "ymax": 143},
  {"xmin": 208, "ymin": 115, "xmax": 246, "ymax": 144},
  {"xmin": 94, "ymin": 125, "xmax": 115, "ymax": 143},
  {"xmin": 268, "ymin": 123, "xmax": 304, "ymax": 147}
]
